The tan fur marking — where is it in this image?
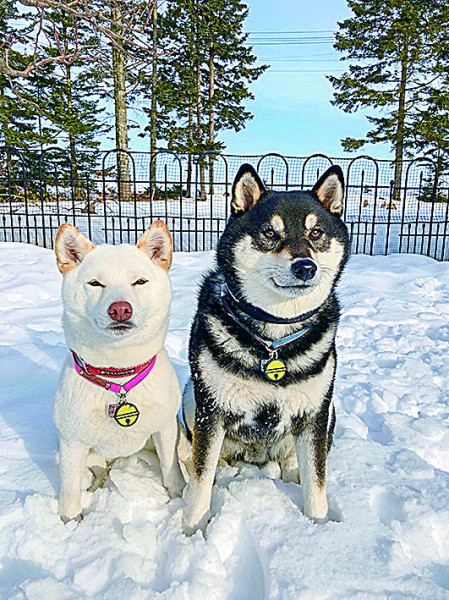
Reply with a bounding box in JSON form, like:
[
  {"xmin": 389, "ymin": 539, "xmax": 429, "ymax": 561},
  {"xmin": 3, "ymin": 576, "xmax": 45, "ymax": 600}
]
[
  {"xmin": 305, "ymin": 213, "xmax": 318, "ymax": 230},
  {"xmin": 270, "ymin": 215, "xmax": 285, "ymax": 235}
]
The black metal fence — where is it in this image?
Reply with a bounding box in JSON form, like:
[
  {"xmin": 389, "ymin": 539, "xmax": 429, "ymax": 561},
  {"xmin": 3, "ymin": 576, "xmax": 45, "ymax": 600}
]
[{"xmin": 1, "ymin": 146, "xmax": 449, "ymax": 260}]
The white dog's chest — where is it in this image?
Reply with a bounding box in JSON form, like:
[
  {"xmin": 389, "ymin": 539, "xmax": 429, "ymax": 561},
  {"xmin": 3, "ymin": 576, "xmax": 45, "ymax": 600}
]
[{"xmin": 54, "ymin": 356, "xmax": 180, "ymax": 459}]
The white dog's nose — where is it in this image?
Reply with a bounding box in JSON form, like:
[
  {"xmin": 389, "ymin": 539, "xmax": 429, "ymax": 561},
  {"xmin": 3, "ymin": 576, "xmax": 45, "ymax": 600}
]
[{"xmin": 108, "ymin": 301, "xmax": 133, "ymax": 322}]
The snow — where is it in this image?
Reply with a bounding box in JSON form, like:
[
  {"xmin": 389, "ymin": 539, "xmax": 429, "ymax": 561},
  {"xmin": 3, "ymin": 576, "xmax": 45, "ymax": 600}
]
[{"xmin": 1, "ymin": 242, "xmax": 449, "ymax": 599}]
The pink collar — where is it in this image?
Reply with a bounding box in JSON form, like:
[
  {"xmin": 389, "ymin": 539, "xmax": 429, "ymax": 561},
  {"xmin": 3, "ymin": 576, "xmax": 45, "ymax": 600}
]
[
  {"xmin": 72, "ymin": 352, "xmax": 157, "ymax": 396},
  {"xmin": 71, "ymin": 350, "xmax": 155, "ymax": 378}
]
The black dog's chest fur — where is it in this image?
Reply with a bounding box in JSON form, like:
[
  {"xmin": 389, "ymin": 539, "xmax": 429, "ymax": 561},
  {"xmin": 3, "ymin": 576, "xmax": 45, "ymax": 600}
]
[{"xmin": 224, "ymin": 403, "xmax": 287, "ymax": 443}]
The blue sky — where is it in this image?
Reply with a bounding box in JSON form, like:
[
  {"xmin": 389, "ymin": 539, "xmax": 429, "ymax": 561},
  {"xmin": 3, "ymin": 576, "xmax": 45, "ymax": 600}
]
[{"xmin": 128, "ymin": 0, "xmax": 392, "ymax": 159}]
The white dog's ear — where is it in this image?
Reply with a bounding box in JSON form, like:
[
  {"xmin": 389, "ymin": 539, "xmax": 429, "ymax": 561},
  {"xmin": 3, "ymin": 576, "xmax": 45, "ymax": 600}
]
[
  {"xmin": 231, "ymin": 164, "xmax": 266, "ymax": 215},
  {"xmin": 55, "ymin": 224, "xmax": 96, "ymax": 274},
  {"xmin": 312, "ymin": 166, "xmax": 345, "ymax": 216},
  {"xmin": 137, "ymin": 220, "xmax": 173, "ymax": 271}
]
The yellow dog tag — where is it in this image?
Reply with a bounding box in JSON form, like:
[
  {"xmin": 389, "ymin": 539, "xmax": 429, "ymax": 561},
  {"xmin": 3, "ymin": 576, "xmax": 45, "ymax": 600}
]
[
  {"xmin": 261, "ymin": 358, "xmax": 287, "ymax": 382},
  {"xmin": 114, "ymin": 402, "xmax": 140, "ymax": 427}
]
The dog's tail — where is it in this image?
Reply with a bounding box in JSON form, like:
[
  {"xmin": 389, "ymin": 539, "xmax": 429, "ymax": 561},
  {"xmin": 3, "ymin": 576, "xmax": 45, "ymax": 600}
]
[{"xmin": 177, "ymin": 377, "xmax": 195, "ymax": 478}]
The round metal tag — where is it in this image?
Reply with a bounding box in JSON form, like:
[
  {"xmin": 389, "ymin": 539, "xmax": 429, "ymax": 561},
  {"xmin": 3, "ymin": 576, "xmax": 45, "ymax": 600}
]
[
  {"xmin": 114, "ymin": 402, "xmax": 140, "ymax": 427},
  {"xmin": 262, "ymin": 358, "xmax": 287, "ymax": 382}
]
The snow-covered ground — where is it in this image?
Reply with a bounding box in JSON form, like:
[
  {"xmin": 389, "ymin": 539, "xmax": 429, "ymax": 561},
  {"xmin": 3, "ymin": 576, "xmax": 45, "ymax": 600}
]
[{"xmin": 1, "ymin": 242, "xmax": 449, "ymax": 599}]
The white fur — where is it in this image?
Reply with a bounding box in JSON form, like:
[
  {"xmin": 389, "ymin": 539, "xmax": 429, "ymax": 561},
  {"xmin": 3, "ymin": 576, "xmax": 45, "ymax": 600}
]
[
  {"xmin": 288, "ymin": 326, "xmax": 336, "ymax": 371},
  {"xmin": 208, "ymin": 315, "xmax": 257, "ymax": 367},
  {"xmin": 198, "ymin": 347, "xmax": 335, "ymax": 427},
  {"xmin": 327, "ymin": 398, "xmax": 334, "ymax": 434},
  {"xmin": 297, "ymin": 429, "xmax": 328, "ymax": 519},
  {"xmin": 232, "ymin": 172, "xmax": 263, "ymax": 213},
  {"xmin": 182, "ymin": 423, "xmax": 226, "ymax": 535},
  {"xmin": 207, "ymin": 312, "xmax": 336, "ymax": 371},
  {"xmin": 54, "ymin": 228, "xmax": 185, "ymax": 521},
  {"xmin": 233, "ymin": 236, "xmax": 345, "ymax": 319}
]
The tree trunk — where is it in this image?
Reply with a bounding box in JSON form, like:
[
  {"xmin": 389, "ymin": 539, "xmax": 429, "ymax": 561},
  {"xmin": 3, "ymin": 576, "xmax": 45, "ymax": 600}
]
[
  {"xmin": 196, "ymin": 58, "xmax": 206, "ymax": 200},
  {"xmin": 193, "ymin": 1, "xmax": 206, "ymax": 201},
  {"xmin": 37, "ymin": 84, "xmax": 44, "ymax": 153},
  {"xmin": 393, "ymin": 33, "xmax": 409, "ymax": 205},
  {"xmin": 112, "ymin": 7, "xmax": 131, "ymax": 201},
  {"xmin": 65, "ymin": 62, "xmax": 80, "ymax": 199},
  {"xmin": 208, "ymin": 43, "xmax": 215, "ymax": 197},
  {"xmin": 150, "ymin": 4, "xmax": 157, "ymax": 200},
  {"xmin": 186, "ymin": 102, "xmax": 193, "ymax": 198}
]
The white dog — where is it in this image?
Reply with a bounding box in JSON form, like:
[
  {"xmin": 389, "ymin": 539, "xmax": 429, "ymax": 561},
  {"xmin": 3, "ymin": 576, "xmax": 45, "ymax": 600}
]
[{"xmin": 53, "ymin": 221, "xmax": 185, "ymax": 522}]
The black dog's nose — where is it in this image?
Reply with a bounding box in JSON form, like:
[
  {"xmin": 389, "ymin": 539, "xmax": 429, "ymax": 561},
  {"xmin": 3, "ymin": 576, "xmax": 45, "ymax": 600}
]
[{"xmin": 291, "ymin": 259, "xmax": 317, "ymax": 282}]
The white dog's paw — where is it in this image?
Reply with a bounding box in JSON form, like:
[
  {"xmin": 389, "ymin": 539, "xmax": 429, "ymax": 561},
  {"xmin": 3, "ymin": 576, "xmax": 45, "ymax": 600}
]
[
  {"xmin": 281, "ymin": 466, "xmax": 300, "ymax": 484},
  {"xmin": 60, "ymin": 511, "xmax": 84, "ymax": 524},
  {"xmin": 58, "ymin": 497, "xmax": 84, "ymax": 524},
  {"xmin": 164, "ymin": 472, "xmax": 186, "ymax": 499}
]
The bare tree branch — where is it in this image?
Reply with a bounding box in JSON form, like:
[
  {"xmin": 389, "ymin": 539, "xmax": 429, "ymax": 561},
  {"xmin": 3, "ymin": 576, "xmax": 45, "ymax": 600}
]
[{"xmin": 1, "ymin": 0, "xmax": 156, "ymax": 79}]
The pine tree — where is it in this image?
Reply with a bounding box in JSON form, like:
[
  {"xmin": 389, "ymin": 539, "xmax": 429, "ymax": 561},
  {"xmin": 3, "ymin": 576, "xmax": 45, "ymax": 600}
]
[
  {"xmin": 1, "ymin": 2, "xmax": 109, "ymax": 183},
  {"xmin": 0, "ymin": 1, "xmax": 57, "ymax": 151},
  {"xmin": 41, "ymin": 11, "xmax": 110, "ymax": 180},
  {"xmin": 329, "ymin": 0, "xmax": 449, "ymax": 202},
  {"xmin": 141, "ymin": 0, "xmax": 267, "ymax": 197}
]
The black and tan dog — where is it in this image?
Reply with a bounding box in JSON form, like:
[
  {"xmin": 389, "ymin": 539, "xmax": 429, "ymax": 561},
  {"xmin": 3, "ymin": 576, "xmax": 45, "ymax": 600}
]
[{"xmin": 181, "ymin": 164, "xmax": 350, "ymax": 534}]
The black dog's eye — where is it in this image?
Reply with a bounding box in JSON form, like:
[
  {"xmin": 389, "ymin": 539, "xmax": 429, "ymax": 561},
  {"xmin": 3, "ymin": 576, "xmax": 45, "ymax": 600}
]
[
  {"xmin": 87, "ymin": 279, "xmax": 105, "ymax": 288},
  {"xmin": 310, "ymin": 228, "xmax": 324, "ymax": 240},
  {"xmin": 132, "ymin": 278, "xmax": 148, "ymax": 286},
  {"xmin": 263, "ymin": 228, "xmax": 278, "ymax": 240}
]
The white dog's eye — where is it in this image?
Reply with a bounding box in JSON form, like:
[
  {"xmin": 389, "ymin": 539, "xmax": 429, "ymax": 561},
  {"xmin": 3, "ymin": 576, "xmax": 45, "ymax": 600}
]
[
  {"xmin": 87, "ymin": 279, "xmax": 105, "ymax": 288},
  {"xmin": 132, "ymin": 278, "xmax": 148, "ymax": 286}
]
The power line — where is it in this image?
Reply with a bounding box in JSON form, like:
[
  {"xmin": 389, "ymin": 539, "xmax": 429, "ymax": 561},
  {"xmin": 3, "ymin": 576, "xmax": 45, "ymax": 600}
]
[
  {"xmin": 245, "ymin": 31, "xmax": 335, "ymax": 47},
  {"xmin": 267, "ymin": 69, "xmax": 343, "ymax": 73},
  {"xmin": 247, "ymin": 37, "xmax": 334, "ymax": 41},
  {"xmin": 258, "ymin": 58, "xmax": 341, "ymax": 62},
  {"xmin": 246, "ymin": 42, "xmax": 333, "ymax": 46},
  {"xmin": 258, "ymin": 53, "xmax": 337, "ymax": 59},
  {"xmin": 247, "ymin": 30, "xmax": 334, "ymax": 34}
]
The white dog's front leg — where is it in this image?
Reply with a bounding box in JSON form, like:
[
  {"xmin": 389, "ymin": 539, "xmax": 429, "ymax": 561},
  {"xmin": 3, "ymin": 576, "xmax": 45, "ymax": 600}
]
[
  {"xmin": 153, "ymin": 420, "xmax": 185, "ymax": 499},
  {"xmin": 58, "ymin": 438, "xmax": 89, "ymax": 522},
  {"xmin": 182, "ymin": 422, "xmax": 225, "ymax": 535},
  {"xmin": 296, "ymin": 428, "xmax": 328, "ymax": 521}
]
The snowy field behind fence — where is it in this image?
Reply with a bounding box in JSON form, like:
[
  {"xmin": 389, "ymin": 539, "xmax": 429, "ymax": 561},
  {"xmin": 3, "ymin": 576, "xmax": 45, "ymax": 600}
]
[{"xmin": 1, "ymin": 149, "xmax": 449, "ymax": 259}]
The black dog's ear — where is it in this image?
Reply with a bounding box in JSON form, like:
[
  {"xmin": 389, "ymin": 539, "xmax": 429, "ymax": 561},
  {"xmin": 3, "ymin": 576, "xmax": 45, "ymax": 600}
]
[
  {"xmin": 312, "ymin": 166, "xmax": 345, "ymax": 216},
  {"xmin": 231, "ymin": 164, "xmax": 266, "ymax": 215}
]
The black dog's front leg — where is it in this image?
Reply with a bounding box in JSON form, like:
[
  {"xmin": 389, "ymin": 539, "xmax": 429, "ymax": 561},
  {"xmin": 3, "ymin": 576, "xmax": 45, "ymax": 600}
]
[
  {"xmin": 182, "ymin": 390, "xmax": 225, "ymax": 535},
  {"xmin": 294, "ymin": 387, "xmax": 334, "ymax": 522}
]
